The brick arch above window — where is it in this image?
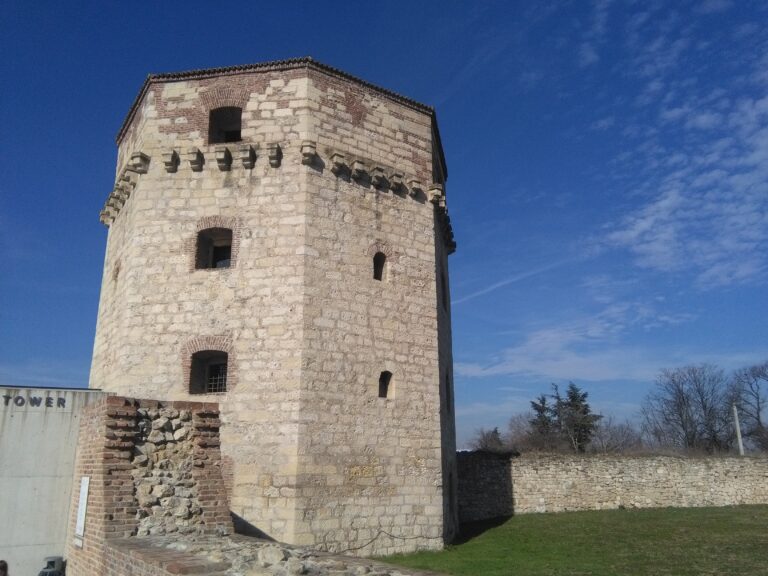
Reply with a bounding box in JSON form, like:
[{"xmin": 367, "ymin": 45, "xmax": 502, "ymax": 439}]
[
  {"xmin": 187, "ymin": 216, "xmax": 243, "ymax": 272},
  {"xmin": 181, "ymin": 334, "xmax": 237, "ymax": 394},
  {"xmin": 366, "ymin": 241, "xmax": 397, "ymax": 261},
  {"xmin": 199, "ymin": 86, "xmax": 250, "ymax": 111}
]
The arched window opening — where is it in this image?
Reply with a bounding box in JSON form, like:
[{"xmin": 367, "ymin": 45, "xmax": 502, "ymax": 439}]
[
  {"xmin": 379, "ymin": 371, "xmax": 393, "ymax": 399},
  {"xmin": 190, "ymin": 350, "xmax": 228, "ymax": 394},
  {"xmin": 209, "ymin": 107, "xmax": 242, "ymax": 144},
  {"xmin": 373, "ymin": 252, "xmax": 386, "ymax": 281},
  {"xmin": 196, "ymin": 228, "xmax": 232, "ymax": 269}
]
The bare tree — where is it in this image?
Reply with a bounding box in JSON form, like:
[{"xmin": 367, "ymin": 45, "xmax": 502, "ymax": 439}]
[
  {"xmin": 733, "ymin": 361, "xmax": 768, "ymax": 451},
  {"xmin": 641, "ymin": 364, "xmax": 739, "ymax": 453},
  {"xmin": 507, "ymin": 412, "xmax": 534, "ymax": 452},
  {"xmin": 589, "ymin": 416, "xmax": 644, "ymax": 454},
  {"xmin": 471, "ymin": 427, "xmax": 506, "ymax": 452}
]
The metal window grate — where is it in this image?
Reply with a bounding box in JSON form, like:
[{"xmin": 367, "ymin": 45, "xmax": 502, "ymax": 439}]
[{"xmin": 206, "ymin": 363, "xmax": 227, "ymax": 393}]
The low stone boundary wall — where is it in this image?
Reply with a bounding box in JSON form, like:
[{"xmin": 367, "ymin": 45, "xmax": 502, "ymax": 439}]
[
  {"xmin": 457, "ymin": 452, "xmax": 768, "ymax": 522},
  {"xmin": 456, "ymin": 451, "xmax": 513, "ymax": 522}
]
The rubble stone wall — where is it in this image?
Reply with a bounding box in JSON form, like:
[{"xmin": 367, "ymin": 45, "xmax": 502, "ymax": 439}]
[
  {"xmin": 457, "ymin": 452, "xmax": 768, "ymax": 522},
  {"xmin": 65, "ymin": 396, "xmax": 232, "ymax": 576}
]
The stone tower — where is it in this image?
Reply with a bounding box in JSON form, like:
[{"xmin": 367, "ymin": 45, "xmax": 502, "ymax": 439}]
[{"xmin": 90, "ymin": 58, "xmax": 458, "ymax": 555}]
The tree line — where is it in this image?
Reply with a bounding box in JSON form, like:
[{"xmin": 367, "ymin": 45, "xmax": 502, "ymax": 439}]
[{"xmin": 472, "ymin": 360, "xmax": 767, "ymax": 455}]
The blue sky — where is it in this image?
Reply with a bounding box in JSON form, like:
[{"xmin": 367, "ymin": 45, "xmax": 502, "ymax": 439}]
[{"xmin": 1, "ymin": 1, "xmax": 766, "ymax": 446}]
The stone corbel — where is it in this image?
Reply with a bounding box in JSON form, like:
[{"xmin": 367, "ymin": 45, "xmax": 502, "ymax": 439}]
[
  {"xmin": 187, "ymin": 147, "xmax": 204, "ymax": 172},
  {"xmin": 389, "ymin": 172, "xmax": 404, "ymax": 193},
  {"xmin": 114, "ymin": 183, "xmax": 130, "ymax": 201},
  {"xmin": 330, "ymin": 153, "xmax": 348, "ymax": 176},
  {"xmin": 129, "ymin": 152, "xmax": 150, "ymax": 174},
  {"xmin": 239, "ymin": 145, "xmax": 256, "ymax": 169},
  {"xmin": 106, "ymin": 196, "xmax": 121, "ymax": 210},
  {"xmin": 429, "ymin": 183, "xmax": 444, "ymax": 205},
  {"xmin": 300, "ymin": 141, "xmax": 317, "ymax": 166},
  {"xmin": 99, "ymin": 207, "xmax": 115, "ymax": 226},
  {"xmin": 408, "ymin": 179, "xmax": 423, "ymax": 198},
  {"xmin": 370, "ymin": 167, "xmax": 389, "ymax": 189},
  {"xmin": 268, "ymin": 143, "xmax": 282, "ymax": 167},
  {"xmin": 351, "ymin": 160, "xmax": 367, "ymax": 182},
  {"xmin": 162, "ymin": 150, "xmax": 180, "ymax": 173},
  {"xmin": 120, "ymin": 169, "xmax": 138, "ymax": 189},
  {"xmin": 215, "ymin": 146, "xmax": 232, "ymax": 171}
]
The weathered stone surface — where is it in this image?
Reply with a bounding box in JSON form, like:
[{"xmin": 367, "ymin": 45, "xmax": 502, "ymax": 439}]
[
  {"xmin": 113, "ymin": 534, "xmax": 445, "ymax": 576},
  {"xmin": 259, "ymin": 545, "xmax": 288, "ymax": 566},
  {"xmin": 90, "ymin": 59, "xmax": 458, "ymax": 555},
  {"xmin": 458, "ymin": 452, "xmax": 768, "ymax": 522}
]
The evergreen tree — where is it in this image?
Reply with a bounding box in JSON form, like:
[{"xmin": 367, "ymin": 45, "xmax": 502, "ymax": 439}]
[{"xmin": 552, "ymin": 383, "xmax": 602, "ymax": 452}]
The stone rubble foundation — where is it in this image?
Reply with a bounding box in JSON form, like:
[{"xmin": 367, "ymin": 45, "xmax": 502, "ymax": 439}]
[{"xmin": 106, "ymin": 535, "xmax": 443, "ymax": 576}]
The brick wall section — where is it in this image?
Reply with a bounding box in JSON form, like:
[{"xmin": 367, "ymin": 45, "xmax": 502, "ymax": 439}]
[
  {"xmin": 456, "ymin": 452, "xmax": 768, "ymax": 522},
  {"xmin": 65, "ymin": 395, "xmax": 137, "ymax": 575},
  {"xmin": 104, "ymin": 539, "xmax": 229, "ymax": 576},
  {"xmin": 65, "ymin": 396, "xmax": 232, "ymax": 576}
]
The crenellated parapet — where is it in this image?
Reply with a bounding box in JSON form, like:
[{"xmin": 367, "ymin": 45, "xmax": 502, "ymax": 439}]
[{"xmin": 99, "ymin": 143, "xmax": 457, "ymax": 253}]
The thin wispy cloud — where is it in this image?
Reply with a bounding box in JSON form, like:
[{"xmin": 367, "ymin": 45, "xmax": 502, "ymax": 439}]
[
  {"xmin": 453, "ymin": 258, "xmax": 577, "ymax": 305},
  {"xmin": 595, "ymin": 9, "xmax": 768, "ymax": 289},
  {"xmin": 578, "ymin": 0, "xmax": 614, "ymax": 67},
  {"xmin": 456, "ymin": 300, "xmax": 696, "ymax": 382}
]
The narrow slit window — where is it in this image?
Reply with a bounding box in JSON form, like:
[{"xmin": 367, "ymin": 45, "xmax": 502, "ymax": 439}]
[
  {"xmin": 196, "ymin": 228, "xmax": 233, "ymax": 269},
  {"xmin": 190, "ymin": 350, "xmax": 228, "ymax": 394},
  {"xmin": 373, "ymin": 252, "xmax": 386, "ymax": 281},
  {"xmin": 209, "ymin": 107, "xmax": 242, "ymax": 144},
  {"xmin": 440, "ymin": 270, "xmax": 448, "ymax": 310},
  {"xmin": 379, "ymin": 371, "xmax": 393, "ymax": 399}
]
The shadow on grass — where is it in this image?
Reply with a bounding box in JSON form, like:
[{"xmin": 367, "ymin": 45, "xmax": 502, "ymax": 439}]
[{"xmin": 453, "ymin": 516, "xmax": 512, "ymax": 545}]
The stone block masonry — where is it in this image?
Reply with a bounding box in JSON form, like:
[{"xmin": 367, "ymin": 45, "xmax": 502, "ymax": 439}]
[
  {"xmin": 456, "ymin": 452, "xmax": 768, "ymax": 523},
  {"xmin": 510, "ymin": 453, "xmax": 768, "ymax": 514},
  {"xmin": 90, "ymin": 58, "xmax": 458, "ymax": 555}
]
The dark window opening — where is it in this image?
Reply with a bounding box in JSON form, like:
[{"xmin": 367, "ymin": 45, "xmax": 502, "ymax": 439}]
[
  {"xmin": 196, "ymin": 228, "xmax": 233, "ymax": 269},
  {"xmin": 373, "ymin": 252, "xmax": 386, "ymax": 281},
  {"xmin": 379, "ymin": 371, "xmax": 393, "ymax": 399},
  {"xmin": 190, "ymin": 350, "xmax": 228, "ymax": 394},
  {"xmin": 209, "ymin": 107, "xmax": 242, "ymax": 144}
]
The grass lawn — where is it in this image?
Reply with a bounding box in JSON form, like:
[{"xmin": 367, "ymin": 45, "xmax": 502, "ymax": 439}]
[{"xmin": 384, "ymin": 506, "xmax": 768, "ymax": 576}]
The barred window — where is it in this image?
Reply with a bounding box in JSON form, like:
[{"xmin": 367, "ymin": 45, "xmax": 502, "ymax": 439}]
[{"xmin": 190, "ymin": 350, "xmax": 228, "ymax": 394}]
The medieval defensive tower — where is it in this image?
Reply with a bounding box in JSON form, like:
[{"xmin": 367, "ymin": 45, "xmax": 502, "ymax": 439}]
[{"xmin": 90, "ymin": 58, "xmax": 457, "ymax": 555}]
